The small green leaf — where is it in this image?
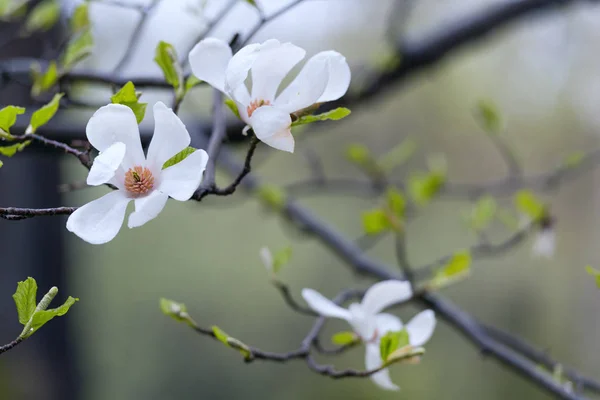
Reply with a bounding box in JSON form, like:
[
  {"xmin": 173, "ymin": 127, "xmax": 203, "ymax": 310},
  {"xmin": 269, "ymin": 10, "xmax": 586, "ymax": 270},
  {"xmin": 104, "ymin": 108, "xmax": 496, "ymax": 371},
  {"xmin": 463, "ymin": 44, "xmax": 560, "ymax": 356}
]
[
  {"xmin": 70, "ymin": 2, "xmax": 90, "ymax": 33},
  {"xmin": 362, "ymin": 209, "xmax": 390, "ymax": 235},
  {"xmin": 29, "ymin": 93, "xmax": 63, "ymax": 133},
  {"xmin": 386, "ymin": 187, "xmax": 405, "ymax": 218},
  {"xmin": 25, "ymin": 296, "xmax": 78, "ymax": 338},
  {"xmin": 245, "ymin": 0, "xmax": 258, "ymax": 6},
  {"xmin": 345, "ymin": 143, "xmax": 371, "ymax": 165},
  {"xmin": 154, "ymin": 41, "xmax": 182, "ymax": 89},
  {"xmin": 12, "ymin": 277, "xmax": 38, "ymax": 326},
  {"xmin": 272, "ymin": 246, "xmax": 292, "ymax": 274},
  {"xmin": 31, "ymin": 61, "xmax": 59, "ymax": 96},
  {"xmin": 585, "ymin": 266, "xmax": 600, "ymax": 289},
  {"xmin": 257, "ymin": 185, "xmax": 286, "ymax": 210},
  {"xmin": 0, "ymin": 160, "xmax": 4, "ymax": 168},
  {"xmin": 162, "ymin": 147, "xmax": 196, "ymax": 169},
  {"xmin": 331, "ymin": 331, "xmax": 358, "ymax": 346},
  {"xmin": 378, "ymin": 139, "xmax": 417, "ymax": 171},
  {"xmin": 514, "ymin": 190, "xmax": 546, "ymax": 221},
  {"xmin": 63, "ymin": 29, "xmax": 94, "ymax": 69},
  {"xmin": 24, "ymin": 0, "xmax": 59, "ymax": 34},
  {"xmin": 0, "ymin": 105, "xmax": 25, "ymax": 134},
  {"xmin": 409, "ymin": 172, "xmax": 445, "ymax": 206},
  {"xmin": 380, "ymin": 329, "xmax": 410, "ymax": 362},
  {"xmin": 475, "ymin": 99, "xmax": 502, "ymax": 134},
  {"xmin": 292, "ymin": 107, "xmax": 351, "ymax": 127},
  {"xmin": 469, "ymin": 195, "xmax": 497, "ymax": 231},
  {"xmin": 185, "ymin": 75, "xmax": 203, "ymax": 92},
  {"xmin": 431, "ymin": 251, "xmax": 472, "ymax": 289},
  {"xmin": 224, "ymin": 98, "xmax": 241, "ymax": 119},
  {"xmin": 562, "ymin": 152, "xmax": 584, "ymax": 168},
  {"xmin": 0, "ymin": 142, "xmax": 30, "ymax": 157},
  {"xmin": 111, "ymin": 82, "xmax": 148, "ymax": 124},
  {"xmin": 211, "ymin": 326, "xmax": 253, "ymax": 360},
  {"xmin": 160, "ymin": 298, "xmax": 193, "ymax": 324}
]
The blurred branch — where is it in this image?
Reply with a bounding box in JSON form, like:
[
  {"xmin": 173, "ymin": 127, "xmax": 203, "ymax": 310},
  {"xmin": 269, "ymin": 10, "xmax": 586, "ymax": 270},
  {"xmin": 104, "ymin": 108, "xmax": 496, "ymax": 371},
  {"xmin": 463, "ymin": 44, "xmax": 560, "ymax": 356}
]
[
  {"xmin": 0, "ymin": 206, "xmax": 76, "ymax": 220},
  {"xmin": 0, "ymin": 338, "xmax": 23, "ymax": 355}
]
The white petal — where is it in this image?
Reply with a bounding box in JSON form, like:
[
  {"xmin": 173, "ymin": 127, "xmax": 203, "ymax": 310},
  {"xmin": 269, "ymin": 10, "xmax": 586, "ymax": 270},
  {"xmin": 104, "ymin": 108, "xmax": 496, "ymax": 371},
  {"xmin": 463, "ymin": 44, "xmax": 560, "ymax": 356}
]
[
  {"xmin": 275, "ymin": 54, "xmax": 330, "ymax": 114},
  {"xmin": 127, "ymin": 190, "xmax": 169, "ymax": 228},
  {"xmin": 361, "ymin": 280, "xmax": 413, "ymax": 316},
  {"xmin": 365, "ymin": 344, "xmax": 399, "ymax": 391},
  {"xmin": 314, "ymin": 51, "xmax": 351, "ymax": 102},
  {"xmin": 159, "ymin": 149, "xmax": 209, "ymax": 201},
  {"xmin": 224, "ymin": 42, "xmax": 262, "ymax": 94},
  {"xmin": 188, "ymin": 38, "xmax": 232, "ymax": 93},
  {"xmin": 348, "ymin": 303, "xmax": 375, "ymax": 340},
  {"xmin": 375, "ymin": 313, "xmax": 403, "ymax": 336},
  {"xmin": 259, "ymin": 247, "xmax": 274, "ymax": 272},
  {"xmin": 406, "ymin": 310, "xmax": 436, "ymax": 347},
  {"xmin": 86, "ymin": 142, "xmax": 126, "ymax": 186},
  {"xmin": 250, "ymin": 42, "xmax": 306, "ymax": 102},
  {"xmin": 66, "ymin": 191, "xmax": 130, "ymax": 245},
  {"xmin": 301, "ymin": 288, "xmax": 351, "ymax": 321},
  {"xmin": 86, "ymin": 104, "xmax": 145, "ymax": 168},
  {"xmin": 231, "ymin": 88, "xmax": 251, "ymax": 121},
  {"xmin": 250, "ymin": 106, "xmax": 294, "ymax": 153},
  {"xmin": 532, "ymin": 229, "xmax": 555, "ymax": 259},
  {"xmin": 146, "ymin": 102, "xmax": 191, "ymax": 172}
]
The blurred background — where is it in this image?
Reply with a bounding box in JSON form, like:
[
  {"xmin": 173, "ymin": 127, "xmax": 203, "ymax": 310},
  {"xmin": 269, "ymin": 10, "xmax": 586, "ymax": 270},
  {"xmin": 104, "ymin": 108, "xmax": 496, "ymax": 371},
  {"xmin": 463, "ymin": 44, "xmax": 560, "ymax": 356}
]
[{"xmin": 1, "ymin": 0, "xmax": 600, "ymax": 399}]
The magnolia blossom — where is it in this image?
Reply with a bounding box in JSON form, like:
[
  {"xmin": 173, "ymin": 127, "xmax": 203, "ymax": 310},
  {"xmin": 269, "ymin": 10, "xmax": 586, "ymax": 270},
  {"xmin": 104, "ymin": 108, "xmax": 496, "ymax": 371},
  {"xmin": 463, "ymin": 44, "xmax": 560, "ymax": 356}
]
[
  {"xmin": 67, "ymin": 102, "xmax": 209, "ymax": 244},
  {"xmin": 188, "ymin": 38, "xmax": 351, "ymax": 153},
  {"xmin": 532, "ymin": 227, "xmax": 556, "ymax": 259},
  {"xmin": 302, "ymin": 280, "xmax": 436, "ymax": 391}
]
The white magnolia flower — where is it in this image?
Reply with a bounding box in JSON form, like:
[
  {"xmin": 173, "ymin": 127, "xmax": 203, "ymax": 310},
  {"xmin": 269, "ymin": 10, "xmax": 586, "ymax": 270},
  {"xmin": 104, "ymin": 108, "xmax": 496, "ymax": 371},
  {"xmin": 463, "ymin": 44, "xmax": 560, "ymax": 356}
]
[
  {"xmin": 259, "ymin": 246, "xmax": 274, "ymax": 272},
  {"xmin": 532, "ymin": 227, "xmax": 556, "ymax": 259},
  {"xmin": 188, "ymin": 37, "xmax": 351, "ymax": 153},
  {"xmin": 302, "ymin": 280, "xmax": 436, "ymax": 391},
  {"xmin": 66, "ymin": 102, "xmax": 209, "ymax": 244}
]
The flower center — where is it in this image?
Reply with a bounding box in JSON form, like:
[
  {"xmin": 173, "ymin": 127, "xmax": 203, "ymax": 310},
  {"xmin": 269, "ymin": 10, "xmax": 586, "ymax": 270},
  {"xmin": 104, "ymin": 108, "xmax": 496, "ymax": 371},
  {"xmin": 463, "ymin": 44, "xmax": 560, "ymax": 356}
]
[
  {"xmin": 246, "ymin": 99, "xmax": 271, "ymax": 118},
  {"xmin": 124, "ymin": 166, "xmax": 155, "ymax": 196}
]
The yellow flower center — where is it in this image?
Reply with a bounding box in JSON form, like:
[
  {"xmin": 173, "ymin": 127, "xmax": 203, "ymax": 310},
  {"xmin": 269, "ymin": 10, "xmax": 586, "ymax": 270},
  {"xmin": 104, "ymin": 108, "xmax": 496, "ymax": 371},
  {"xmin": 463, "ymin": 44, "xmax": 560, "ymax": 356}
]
[
  {"xmin": 246, "ymin": 99, "xmax": 271, "ymax": 118},
  {"xmin": 124, "ymin": 166, "xmax": 154, "ymax": 196}
]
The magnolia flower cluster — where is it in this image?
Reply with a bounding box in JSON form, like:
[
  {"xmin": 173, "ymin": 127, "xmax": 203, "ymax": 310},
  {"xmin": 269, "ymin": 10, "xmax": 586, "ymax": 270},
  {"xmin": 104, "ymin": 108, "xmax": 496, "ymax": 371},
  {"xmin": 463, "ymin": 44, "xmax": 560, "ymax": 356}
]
[
  {"xmin": 68, "ymin": 39, "xmax": 350, "ymax": 244},
  {"xmin": 302, "ymin": 280, "xmax": 436, "ymax": 390}
]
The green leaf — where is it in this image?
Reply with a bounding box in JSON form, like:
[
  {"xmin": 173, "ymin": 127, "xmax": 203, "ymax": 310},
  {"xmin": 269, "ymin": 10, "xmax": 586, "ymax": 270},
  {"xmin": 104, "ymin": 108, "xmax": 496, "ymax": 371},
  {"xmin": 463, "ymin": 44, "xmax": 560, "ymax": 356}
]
[
  {"xmin": 514, "ymin": 190, "xmax": 546, "ymax": 221},
  {"xmin": 409, "ymin": 172, "xmax": 445, "ymax": 206},
  {"xmin": 585, "ymin": 266, "xmax": 600, "ymax": 289},
  {"xmin": 380, "ymin": 329, "xmax": 410, "ymax": 362},
  {"xmin": 185, "ymin": 75, "xmax": 203, "ymax": 92},
  {"xmin": 257, "ymin": 185, "xmax": 286, "ymax": 210},
  {"xmin": 475, "ymin": 99, "xmax": 502, "ymax": 134},
  {"xmin": 159, "ymin": 298, "xmax": 192, "ymax": 324},
  {"xmin": 386, "ymin": 345, "xmax": 425, "ymax": 364},
  {"xmin": 562, "ymin": 152, "xmax": 584, "ymax": 168},
  {"xmin": 70, "ymin": 2, "xmax": 90, "ymax": 33},
  {"xmin": 25, "ymin": 296, "xmax": 78, "ymax": 338},
  {"xmin": 362, "ymin": 209, "xmax": 390, "ymax": 235},
  {"xmin": 245, "ymin": 0, "xmax": 258, "ymax": 6},
  {"xmin": 24, "ymin": 0, "xmax": 59, "ymax": 34},
  {"xmin": 378, "ymin": 139, "xmax": 417, "ymax": 171},
  {"xmin": 292, "ymin": 107, "xmax": 351, "ymax": 127},
  {"xmin": 111, "ymin": 82, "xmax": 148, "ymax": 124},
  {"xmin": 431, "ymin": 251, "xmax": 472, "ymax": 289},
  {"xmin": 331, "ymin": 331, "xmax": 358, "ymax": 346},
  {"xmin": 154, "ymin": 41, "xmax": 182, "ymax": 90},
  {"xmin": 224, "ymin": 98, "xmax": 241, "ymax": 119},
  {"xmin": 211, "ymin": 326, "xmax": 253, "ymax": 360},
  {"xmin": 386, "ymin": 187, "xmax": 405, "ymax": 218},
  {"xmin": 31, "ymin": 61, "xmax": 59, "ymax": 96},
  {"xmin": 0, "ymin": 105, "xmax": 25, "ymax": 134},
  {"xmin": 29, "ymin": 93, "xmax": 63, "ymax": 133},
  {"xmin": 272, "ymin": 246, "xmax": 292, "ymax": 274},
  {"xmin": 162, "ymin": 146, "xmax": 196, "ymax": 169},
  {"xmin": 345, "ymin": 143, "xmax": 371, "ymax": 165},
  {"xmin": 469, "ymin": 195, "xmax": 497, "ymax": 231},
  {"xmin": 12, "ymin": 277, "xmax": 38, "ymax": 326},
  {"xmin": 63, "ymin": 29, "xmax": 94, "ymax": 69},
  {"xmin": 0, "ymin": 160, "xmax": 4, "ymax": 168},
  {"xmin": 0, "ymin": 142, "xmax": 30, "ymax": 157}
]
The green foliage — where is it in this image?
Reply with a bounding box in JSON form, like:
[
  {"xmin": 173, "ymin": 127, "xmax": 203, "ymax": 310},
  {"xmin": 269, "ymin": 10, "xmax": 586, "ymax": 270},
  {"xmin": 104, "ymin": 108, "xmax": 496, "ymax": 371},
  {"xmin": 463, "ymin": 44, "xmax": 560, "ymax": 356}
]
[
  {"xmin": 345, "ymin": 143, "xmax": 371, "ymax": 165},
  {"xmin": 12, "ymin": 277, "xmax": 37, "ymax": 325},
  {"xmin": 24, "ymin": 0, "xmax": 59, "ymax": 34},
  {"xmin": 386, "ymin": 187, "xmax": 405, "ymax": 218},
  {"xmin": 26, "ymin": 297, "xmax": 78, "ymax": 338},
  {"xmin": 0, "ymin": 0, "xmax": 28, "ymax": 18},
  {"xmin": 63, "ymin": 28, "xmax": 93, "ymax": 69},
  {"xmin": 31, "ymin": 61, "xmax": 59, "ymax": 97},
  {"xmin": 185, "ymin": 75, "xmax": 203, "ymax": 92},
  {"xmin": 257, "ymin": 185, "xmax": 286, "ymax": 210},
  {"xmin": 431, "ymin": 251, "xmax": 472, "ymax": 289},
  {"xmin": 562, "ymin": 152, "xmax": 584, "ymax": 168},
  {"xmin": 111, "ymin": 82, "xmax": 147, "ymax": 124},
  {"xmin": 468, "ymin": 195, "xmax": 497, "ymax": 231},
  {"xmin": 291, "ymin": 107, "xmax": 351, "ymax": 127},
  {"xmin": 211, "ymin": 326, "xmax": 253, "ymax": 360},
  {"xmin": 585, "ymin": 266, "xmax": 600, "ymax": 289},
  {"xmin": 224, "ymin": 98, "xmax": 241, "ymax": 119},
  {"xmin": 362, "ymin": 209, "xmax": 390, "ymax": 235},
  {"xmin": 163, "ymin": 147, "xmax": 196, "ymax": 169},
  {"xmin": 29, "ymin": 93, "xmax": 63, "ymax": 133},
  {"xmin": 0, "ymin": 142, "xmax": 29, "ymax": 157},
  {"xmin": 0, "ymin": 105, "xmax": 25, "ymax": 135},
  {"xmin": 245, "ymin": 0, "xmax": 258, "ymax": 6},
  {"xmin": 70, "ymin": 2, "xmax": 90, "ymax": 33},
  {"xmin": 271, "ymin": 246, "xmax": 292, "ymax": 274},
  {"xmin": 154, "ymin": 41, "xmax": 183, "ymax": 92},
  {"xmin": 378, "ymin": 138, "xmax": 417, "ymax": 171},
  {"xmin": 331, "ymin": 331, "xmax": 358, "ymax": 346},
  {"xmin": 409, "ymin": 171, "xmax": 445, "ymax": 206},
  {"xmin": 514, "ymin": 190, "xmax": 546, "ymax": 222},
  {"xmin": 380, "ymin": 329, "xmax": 410, "ymax": 362},
  {"xmin": 159, "ymin": 298, "xmax": 194, "ymax": 325},
  {"xmin": 475, "ymin": 99, "xmax": 502, "ymax": 134}
]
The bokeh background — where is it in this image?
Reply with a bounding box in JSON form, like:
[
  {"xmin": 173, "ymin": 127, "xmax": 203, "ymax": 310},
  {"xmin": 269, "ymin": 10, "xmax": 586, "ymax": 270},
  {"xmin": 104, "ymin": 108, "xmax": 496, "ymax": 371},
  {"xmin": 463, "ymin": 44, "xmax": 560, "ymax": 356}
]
[{"xmin": 2, "ymin": 0, "xmax": 600, "ymax": 399}]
